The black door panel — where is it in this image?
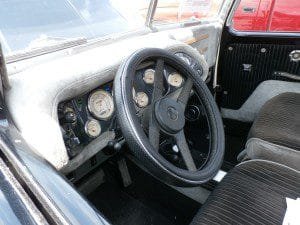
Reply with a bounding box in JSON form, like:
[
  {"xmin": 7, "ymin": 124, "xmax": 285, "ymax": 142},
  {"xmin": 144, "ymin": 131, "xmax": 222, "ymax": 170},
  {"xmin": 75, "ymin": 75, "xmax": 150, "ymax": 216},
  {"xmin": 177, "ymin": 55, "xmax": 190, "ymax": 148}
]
[{"xmin": 218, "ymin": 30, "xmax": 300, "ymax": 109}]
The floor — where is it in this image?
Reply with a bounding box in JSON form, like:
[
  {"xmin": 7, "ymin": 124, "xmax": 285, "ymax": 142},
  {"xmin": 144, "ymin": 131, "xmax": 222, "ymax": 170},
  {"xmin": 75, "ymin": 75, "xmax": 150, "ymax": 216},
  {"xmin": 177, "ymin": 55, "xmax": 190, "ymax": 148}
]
[
  {"xmin": 86, "ymin": 118, "xmax": 251, "ymax": 224},
  {"xmin": 222, "ymin": 119, "xmax": 252, "ymax": 170},
  {"xmin": 87, "ymin": 159, "xmax": 200, "ymax": 225}
]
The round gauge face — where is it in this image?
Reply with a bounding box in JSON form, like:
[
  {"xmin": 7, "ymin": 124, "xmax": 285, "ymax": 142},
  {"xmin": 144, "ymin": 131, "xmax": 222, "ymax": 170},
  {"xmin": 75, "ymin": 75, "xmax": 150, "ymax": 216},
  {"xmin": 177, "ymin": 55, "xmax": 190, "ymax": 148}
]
[
  {"xmin": 134, "ymin": 92, "xmax": 149, "ymax": 108},
  {"xmin": 168, "ymin": 72, "xmax": 184, "ymax": 87},
  {"xmin": 143, "ymin": 69, "xmax": 155, "ymax": 84},
  {"xmin": 88, "ymin": 90, "xmax": 114, "ymax": 120},
  {"xmin": 85, "ymin": 119, "xmax": 101, "ymax": 138}
]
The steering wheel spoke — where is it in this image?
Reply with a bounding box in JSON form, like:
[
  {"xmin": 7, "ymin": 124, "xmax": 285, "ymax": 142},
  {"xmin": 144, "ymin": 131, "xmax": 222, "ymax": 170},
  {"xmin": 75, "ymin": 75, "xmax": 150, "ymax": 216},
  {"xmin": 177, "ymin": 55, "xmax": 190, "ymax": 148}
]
[
  {"xmin": 177, "ymin": 77, "xmax": 193, "ymax": 109},
  {"xmin": 147, "ymin": 59, "xmax": 165, "ymax": 150},
  {"xmin": 152, "ymin": 59, "xmax": 165, "ymax": 101},
  {"xmin": 148, "ymin": 114, "xmax": 160, "ymax": 150},
  {"xmin": 174, "ymin": 130, "xmax": 197, "ymax": 171}
]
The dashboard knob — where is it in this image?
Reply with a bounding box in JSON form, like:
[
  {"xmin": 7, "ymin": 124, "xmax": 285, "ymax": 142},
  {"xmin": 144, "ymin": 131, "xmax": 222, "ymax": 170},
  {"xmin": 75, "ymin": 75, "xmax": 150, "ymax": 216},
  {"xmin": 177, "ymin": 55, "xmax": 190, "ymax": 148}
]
[{"xmin": 65, "ymin": 111, "xmax": 77, "ymax": 124}]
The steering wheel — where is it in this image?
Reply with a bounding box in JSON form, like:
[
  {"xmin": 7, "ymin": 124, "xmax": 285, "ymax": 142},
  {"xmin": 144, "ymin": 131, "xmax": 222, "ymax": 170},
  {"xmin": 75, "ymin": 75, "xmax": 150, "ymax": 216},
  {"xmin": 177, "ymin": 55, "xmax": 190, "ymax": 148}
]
[{"xmin": 114, "ymin": 48, "xmax": 224, "ymax": 186}]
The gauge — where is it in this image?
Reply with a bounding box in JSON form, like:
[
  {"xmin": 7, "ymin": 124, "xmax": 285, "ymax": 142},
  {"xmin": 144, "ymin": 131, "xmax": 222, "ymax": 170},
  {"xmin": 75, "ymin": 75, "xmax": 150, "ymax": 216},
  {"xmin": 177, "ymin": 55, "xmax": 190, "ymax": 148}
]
[
  {"xmin": 175, "ymin": 52, "xmax": 191, "ymax": 65},
  {"xmin": 85, "ymin": 119, "xmax": 101, "ymax": 138},
  {"xmin": 134, "ymin": 92, "xmax": 149, "ymax": 108},
  {"xmin": 168, "ymin": 72, "xmax": 184, "ymax": 87},
  {"xmin": 143, "ymin": 69, "xmax": 155, "ymax": 84},
  {"xmin": 88, "ymin": 90, "xmax": 114, "ymax": 120}
]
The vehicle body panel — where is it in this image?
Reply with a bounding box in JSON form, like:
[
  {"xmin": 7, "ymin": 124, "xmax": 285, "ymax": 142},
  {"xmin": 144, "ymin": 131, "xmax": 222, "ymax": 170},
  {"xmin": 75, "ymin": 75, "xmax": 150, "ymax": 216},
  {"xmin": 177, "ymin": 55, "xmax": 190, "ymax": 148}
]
[
  {"xmin": 270, "ymin": 0, "xmax": 300, "ymax": 32},
  {"xmin": 0, "ymin": 162, "xmax": 36, "ymax": 225},
  {"xmin": 232, "ymin": 0, "xmax": 300, "ymax": 32}
]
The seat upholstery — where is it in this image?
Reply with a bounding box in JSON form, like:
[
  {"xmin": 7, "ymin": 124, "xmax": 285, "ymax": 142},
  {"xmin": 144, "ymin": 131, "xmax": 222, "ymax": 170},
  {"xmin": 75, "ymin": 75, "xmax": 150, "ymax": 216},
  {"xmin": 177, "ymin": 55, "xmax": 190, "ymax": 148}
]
[
  {"xmin": 191, "ymin": 160, "xmax": 300, "ymax": 225},
  {"xmin": 248, "ymin": 92, "xmax": 300, "ymax": 150},
  {"xmin": 241, "ymin": 92, "xmax": 300, "ymax": 170},
  {"xmin": 242, "ymin": 138, "xmax": 300, "ymax": 171}
]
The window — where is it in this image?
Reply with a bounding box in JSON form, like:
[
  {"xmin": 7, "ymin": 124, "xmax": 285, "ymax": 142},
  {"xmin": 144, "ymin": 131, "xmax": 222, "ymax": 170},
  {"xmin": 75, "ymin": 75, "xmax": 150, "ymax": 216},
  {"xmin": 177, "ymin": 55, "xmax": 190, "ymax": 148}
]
[
  {"xmin": 153, "ymin": 0, "xmax": 224, "ymax": 25},
  {"xmin": 0, "ymin": 0, "xmax": 149, "ymax": 56}
]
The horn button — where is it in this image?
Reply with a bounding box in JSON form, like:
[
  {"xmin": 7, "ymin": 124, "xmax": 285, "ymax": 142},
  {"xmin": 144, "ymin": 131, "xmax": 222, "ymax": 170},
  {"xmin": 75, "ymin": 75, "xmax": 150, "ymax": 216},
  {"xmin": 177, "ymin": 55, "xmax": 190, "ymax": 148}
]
[{"xmin": 154, "ymin": 98, "xmax": 185, "ymax": 134}]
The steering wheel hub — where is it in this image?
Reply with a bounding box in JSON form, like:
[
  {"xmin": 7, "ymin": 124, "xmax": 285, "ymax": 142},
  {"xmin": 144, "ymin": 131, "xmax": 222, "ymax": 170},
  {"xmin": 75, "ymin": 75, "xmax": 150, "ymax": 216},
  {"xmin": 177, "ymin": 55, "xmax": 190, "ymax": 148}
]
[{"xmin": 154, "ymin": 98, "xmax": 185, "ymax": 134}]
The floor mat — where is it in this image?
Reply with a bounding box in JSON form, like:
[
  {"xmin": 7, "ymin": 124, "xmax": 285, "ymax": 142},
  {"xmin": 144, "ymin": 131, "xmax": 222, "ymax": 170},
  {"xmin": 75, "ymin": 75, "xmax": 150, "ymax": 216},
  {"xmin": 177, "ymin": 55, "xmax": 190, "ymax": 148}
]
[
  {"xmin": 88, "ymin": 182, "xmax": 175, "ymax": 225},
  {"xmin": 124, "ymin": 160, "xmax": 200, "ymax": 225}
]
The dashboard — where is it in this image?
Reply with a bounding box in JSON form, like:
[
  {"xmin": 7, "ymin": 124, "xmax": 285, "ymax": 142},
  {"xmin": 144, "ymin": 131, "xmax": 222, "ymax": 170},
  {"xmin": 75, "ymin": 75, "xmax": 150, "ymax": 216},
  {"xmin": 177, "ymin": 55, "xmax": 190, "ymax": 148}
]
[
  {"xmin": 58, "ymin": 52, "xmax": 207, "ymax": 163},
  {"xmin": 6, "ymin": 31, "xmax": 211, "ymax": 172}
]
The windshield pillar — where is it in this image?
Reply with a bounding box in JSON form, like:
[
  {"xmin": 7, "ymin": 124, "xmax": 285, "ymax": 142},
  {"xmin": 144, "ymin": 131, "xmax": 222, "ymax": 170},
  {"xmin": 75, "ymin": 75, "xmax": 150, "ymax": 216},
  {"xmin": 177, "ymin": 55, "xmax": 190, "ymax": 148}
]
[{"xmin": 145, "ymin": 0, "xmax": 158, "ymax": 28}]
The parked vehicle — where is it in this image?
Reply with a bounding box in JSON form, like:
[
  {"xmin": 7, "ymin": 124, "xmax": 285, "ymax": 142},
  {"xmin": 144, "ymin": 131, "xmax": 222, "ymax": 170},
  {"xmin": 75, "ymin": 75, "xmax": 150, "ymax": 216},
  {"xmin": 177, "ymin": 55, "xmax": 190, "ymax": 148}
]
[{"xmin": 232, "ymin": 0, "xmax": 300, "ymax": 32}]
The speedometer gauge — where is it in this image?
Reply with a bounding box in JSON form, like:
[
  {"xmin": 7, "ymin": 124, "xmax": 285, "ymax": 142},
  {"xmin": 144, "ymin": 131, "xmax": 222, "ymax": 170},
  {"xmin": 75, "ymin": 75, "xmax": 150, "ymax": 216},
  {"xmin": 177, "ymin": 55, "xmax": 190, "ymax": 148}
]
[{"xmin": 88, "ymin": 90, "xmax": 114, "ymax": 120}]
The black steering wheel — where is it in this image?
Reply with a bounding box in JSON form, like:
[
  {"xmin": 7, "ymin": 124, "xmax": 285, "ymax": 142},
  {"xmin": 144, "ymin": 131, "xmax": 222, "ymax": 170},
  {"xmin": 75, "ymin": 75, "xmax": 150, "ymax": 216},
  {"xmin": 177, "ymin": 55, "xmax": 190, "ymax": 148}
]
[{"xmin": 114, "ymin": 48, "xmax": 224, "ymax": 186}]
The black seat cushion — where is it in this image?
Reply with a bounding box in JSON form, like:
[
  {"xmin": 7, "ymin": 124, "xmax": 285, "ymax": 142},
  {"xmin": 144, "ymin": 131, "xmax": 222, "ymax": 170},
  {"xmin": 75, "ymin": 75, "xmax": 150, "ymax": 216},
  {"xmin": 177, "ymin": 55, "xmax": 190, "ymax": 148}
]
[
  {"xmin": 191, "ymin": 160, "xmax": 300, "ymax": 225},
  {"xmin": 248, "ymin": 92, "xmax": 300, "ymax": 150}
]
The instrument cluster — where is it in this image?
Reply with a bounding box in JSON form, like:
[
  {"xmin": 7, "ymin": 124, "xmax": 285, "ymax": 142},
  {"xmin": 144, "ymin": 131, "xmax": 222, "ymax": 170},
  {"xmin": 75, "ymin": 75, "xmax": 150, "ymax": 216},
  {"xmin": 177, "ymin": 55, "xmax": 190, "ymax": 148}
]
[
  {"xmin": 132, "ymin": 64, "xmax": 186, "ymax": 110},
  {"xmin": 58, "ymin": 65, "xmax": 187, "ymax": 158},
  {"xmin": 58, "ymin": 52, "xmax": 204, "ymax": 158},
  {"xmin": 58, "ymin": 82, "xmax": 116, "ymax": 158},
  {"xmin": 131, "ymin": 52, "xmax": 204, "ymax": 110}
]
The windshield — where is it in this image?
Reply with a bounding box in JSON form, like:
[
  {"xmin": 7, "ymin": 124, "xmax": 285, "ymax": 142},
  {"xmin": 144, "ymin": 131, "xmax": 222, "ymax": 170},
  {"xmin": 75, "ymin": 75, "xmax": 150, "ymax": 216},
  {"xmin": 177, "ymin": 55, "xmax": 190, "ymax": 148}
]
[{"xmin": 0, "ymin": 0, "xmax": 149, "ymax": 56}]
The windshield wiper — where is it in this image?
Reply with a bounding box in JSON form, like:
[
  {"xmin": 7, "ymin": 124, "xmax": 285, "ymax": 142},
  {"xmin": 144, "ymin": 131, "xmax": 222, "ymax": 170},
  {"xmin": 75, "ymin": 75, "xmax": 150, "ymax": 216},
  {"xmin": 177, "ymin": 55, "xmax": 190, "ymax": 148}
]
[{"xmin": 6, "ymin": 36, "xmax": 87, "ymax": 63}]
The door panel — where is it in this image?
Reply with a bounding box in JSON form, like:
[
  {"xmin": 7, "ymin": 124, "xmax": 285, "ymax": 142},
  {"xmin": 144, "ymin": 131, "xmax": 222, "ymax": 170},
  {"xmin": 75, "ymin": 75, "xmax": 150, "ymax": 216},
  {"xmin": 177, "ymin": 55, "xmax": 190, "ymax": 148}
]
[{"xmin": 219, "ymin": 38, "xmax": 300, "ymax": 109}]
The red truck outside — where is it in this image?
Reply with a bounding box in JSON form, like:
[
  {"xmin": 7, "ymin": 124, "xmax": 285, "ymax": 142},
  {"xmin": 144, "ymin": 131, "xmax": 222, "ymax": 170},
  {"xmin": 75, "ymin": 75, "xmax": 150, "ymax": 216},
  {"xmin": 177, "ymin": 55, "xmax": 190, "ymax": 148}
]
[{"xmin": 232, "ymin": 0, "xmax": 300, "ymax": 32}]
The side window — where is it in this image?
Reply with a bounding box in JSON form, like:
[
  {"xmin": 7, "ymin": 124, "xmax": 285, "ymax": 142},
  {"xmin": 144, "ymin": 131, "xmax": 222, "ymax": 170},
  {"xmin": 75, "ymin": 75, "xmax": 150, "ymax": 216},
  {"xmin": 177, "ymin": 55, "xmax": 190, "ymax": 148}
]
[
  {"xmin": 153, "ymin": 0, "xmax": 224, "ymax": 25},
  {"xmin": 232, "ymin": 0, "xmax": 300, "ymax": 32}
]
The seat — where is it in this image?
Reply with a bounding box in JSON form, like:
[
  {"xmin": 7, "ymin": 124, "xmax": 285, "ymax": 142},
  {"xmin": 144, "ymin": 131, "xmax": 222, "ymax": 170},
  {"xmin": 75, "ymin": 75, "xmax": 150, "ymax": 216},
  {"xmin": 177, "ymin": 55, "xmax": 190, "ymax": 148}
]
[
  {"xmin": 191, "ymin": 160, "xmax": 300, "ymax": 225},
  {"xmin": 240, "ymin": 92, "xmax": 300, "ymax": 170},
  {"xmin": 248, "ymin": 92, "xmax": 300, "ymax": 150}
]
